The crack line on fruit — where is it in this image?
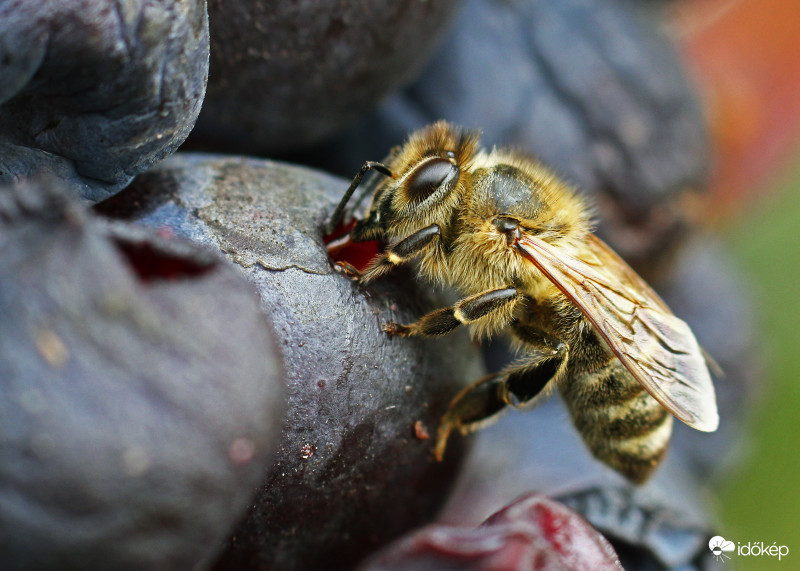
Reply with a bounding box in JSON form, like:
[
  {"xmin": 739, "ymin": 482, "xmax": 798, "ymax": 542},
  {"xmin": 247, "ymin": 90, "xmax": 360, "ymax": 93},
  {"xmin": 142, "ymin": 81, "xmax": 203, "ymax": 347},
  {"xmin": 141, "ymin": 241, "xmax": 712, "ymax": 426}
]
[{"xmin": 253, "ymin": 261, "xmax": 332, "ymax": 276}]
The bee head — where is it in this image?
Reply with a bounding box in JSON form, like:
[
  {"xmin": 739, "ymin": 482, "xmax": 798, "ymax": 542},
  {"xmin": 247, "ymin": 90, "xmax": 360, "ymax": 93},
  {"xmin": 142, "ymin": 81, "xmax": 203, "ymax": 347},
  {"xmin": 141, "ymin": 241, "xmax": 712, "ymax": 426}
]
[{"xmin": 353, "ymin": 121, "xmax": 479, "ymax": 241}]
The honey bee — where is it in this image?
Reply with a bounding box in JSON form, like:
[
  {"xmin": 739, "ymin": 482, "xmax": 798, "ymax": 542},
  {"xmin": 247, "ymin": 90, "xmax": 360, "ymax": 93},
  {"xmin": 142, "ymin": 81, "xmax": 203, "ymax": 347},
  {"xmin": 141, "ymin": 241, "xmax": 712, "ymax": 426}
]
[{"xmin": 327, "ymin": 121, "xmax": 718, "ymax": 483}]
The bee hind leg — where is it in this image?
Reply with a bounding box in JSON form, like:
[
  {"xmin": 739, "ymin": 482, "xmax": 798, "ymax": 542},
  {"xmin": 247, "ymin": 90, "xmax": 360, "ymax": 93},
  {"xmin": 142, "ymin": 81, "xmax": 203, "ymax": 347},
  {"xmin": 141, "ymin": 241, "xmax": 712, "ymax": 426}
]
[
  {"xmin": 384, "ymin": 286, "xmax": 519, "ymax": 337},
  {"xmin": 434, "ymin": 339, "xmax": 567, "ymax": 460}
]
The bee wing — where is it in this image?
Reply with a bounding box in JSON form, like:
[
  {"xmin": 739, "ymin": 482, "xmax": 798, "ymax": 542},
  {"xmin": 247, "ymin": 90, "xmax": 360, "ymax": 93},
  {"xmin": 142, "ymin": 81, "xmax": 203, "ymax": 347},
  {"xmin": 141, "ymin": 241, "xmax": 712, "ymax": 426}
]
[{"xmin": 515, "ymin": 233, "xmax": 719, "ymax": 432}]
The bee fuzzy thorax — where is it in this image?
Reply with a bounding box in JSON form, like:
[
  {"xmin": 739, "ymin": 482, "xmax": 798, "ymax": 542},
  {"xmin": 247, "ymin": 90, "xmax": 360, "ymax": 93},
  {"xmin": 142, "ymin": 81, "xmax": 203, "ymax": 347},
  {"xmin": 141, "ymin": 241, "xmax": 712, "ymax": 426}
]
[{"xmin": 332, "ymin": 121, "xmax": 719, "ymax": 485}]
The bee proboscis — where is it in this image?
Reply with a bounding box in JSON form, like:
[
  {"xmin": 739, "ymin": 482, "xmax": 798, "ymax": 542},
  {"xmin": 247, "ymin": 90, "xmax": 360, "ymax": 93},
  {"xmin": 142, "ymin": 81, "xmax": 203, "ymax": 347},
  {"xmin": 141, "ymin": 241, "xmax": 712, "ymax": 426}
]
[{"xmin": 327, "ymin": 121, "xmax": 718, "ymax": 483}]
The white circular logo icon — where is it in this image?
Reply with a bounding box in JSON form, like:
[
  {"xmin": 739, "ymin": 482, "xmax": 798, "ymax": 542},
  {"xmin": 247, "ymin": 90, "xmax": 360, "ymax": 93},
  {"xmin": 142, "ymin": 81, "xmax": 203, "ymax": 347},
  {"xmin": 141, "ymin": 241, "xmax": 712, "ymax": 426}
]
[{"xmin": 709, "ymin": 536, "xmax": 735, "ymax": 562}]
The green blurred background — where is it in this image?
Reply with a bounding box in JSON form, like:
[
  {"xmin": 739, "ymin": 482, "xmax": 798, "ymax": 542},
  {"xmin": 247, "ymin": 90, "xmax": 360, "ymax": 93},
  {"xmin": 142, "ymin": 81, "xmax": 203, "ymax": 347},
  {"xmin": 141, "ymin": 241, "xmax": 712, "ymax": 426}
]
[
  {"xmin": 673, "ymin": 2, "xmax": 800, "ymax": 564},
  {"xmin": 717, "ymin": 157, "xmax": 800, "ymax": 568}
]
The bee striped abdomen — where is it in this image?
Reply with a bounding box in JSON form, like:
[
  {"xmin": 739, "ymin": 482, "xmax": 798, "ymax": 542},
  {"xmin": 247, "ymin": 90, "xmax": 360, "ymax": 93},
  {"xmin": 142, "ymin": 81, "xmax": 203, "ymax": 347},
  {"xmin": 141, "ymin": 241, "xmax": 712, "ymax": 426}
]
[{"xmin": 562, "ymin": 359, "xmax": 673, "ymax": 483}]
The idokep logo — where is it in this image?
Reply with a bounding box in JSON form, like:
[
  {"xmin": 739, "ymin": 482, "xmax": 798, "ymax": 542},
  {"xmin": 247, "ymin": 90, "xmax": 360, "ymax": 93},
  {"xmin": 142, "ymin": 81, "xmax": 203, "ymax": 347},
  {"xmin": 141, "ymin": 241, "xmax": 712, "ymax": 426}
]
[
  {"xmin": 709, "ymin": 535, "xmax": 790, "ymax": 563},
  {"xmin": 709, "ymin": 536, "xmax": 735, "ymax": 562}
]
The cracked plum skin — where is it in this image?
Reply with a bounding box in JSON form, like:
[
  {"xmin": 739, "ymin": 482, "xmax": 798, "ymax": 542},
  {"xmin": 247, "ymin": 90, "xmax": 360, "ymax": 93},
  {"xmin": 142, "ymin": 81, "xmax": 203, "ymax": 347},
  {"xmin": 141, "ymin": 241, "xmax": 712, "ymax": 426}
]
[
  {"xmin": 0, "ymin": 178, "xmax": 285, "ymax": 570},
  {"xmin": 358, "ymin": 494, "xmax": 622, "ymax": 571},
  {"xmin": 97, "ymin": 154, "xmax": 484, "ymax": 571}
]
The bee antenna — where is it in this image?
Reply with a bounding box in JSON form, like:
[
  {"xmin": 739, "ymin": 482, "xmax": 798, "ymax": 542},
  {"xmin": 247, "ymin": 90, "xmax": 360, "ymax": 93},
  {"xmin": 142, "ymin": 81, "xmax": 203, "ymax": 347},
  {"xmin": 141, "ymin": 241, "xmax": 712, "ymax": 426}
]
[{"xmin": 327, "ymin": 161, "xmax": 392, "ymax": 234}]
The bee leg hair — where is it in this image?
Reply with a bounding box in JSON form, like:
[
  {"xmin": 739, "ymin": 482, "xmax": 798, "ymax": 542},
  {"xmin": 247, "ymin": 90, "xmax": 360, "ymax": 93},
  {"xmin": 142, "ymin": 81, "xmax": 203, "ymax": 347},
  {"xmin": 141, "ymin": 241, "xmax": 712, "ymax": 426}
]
[
  {"xmin": 434, "ymin": 339, "xmax": 566, "ymax": 460},
  {"xmin": 359, "ymin": 224, "xmax": 441, "ymax": 283},
  {"xmin": 384, "ymin": 287, "xmax": 519, "ymax": 337}
]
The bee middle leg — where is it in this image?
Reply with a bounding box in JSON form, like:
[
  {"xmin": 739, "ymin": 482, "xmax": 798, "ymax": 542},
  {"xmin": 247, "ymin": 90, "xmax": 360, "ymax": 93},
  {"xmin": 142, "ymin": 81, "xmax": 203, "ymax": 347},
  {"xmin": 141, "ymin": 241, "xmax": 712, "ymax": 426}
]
[
  {"xmin": 434, "ymin": 329, "xmax": 567, "ymax": 460},
  {"xmin": 383, "ymin": 287, "xmax": 520, "ymax": 337}
]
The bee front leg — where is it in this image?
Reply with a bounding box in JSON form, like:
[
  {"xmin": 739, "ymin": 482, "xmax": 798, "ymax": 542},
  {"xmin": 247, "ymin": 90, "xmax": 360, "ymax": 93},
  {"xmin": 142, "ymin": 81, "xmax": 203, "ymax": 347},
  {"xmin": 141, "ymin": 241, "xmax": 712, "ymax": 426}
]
[
  {"xmin": 384, "ymin": 287, "xmax": 519, "ymax": 337},
  {"xmin": 327, "ymin": 160, "xmax": 393, "ymax": 234},
  {"xmin": 337, "ymin": 223, "xmax": 442, "ymax": 284},
  {"xmin": 434, "ymin": 338, "xmax": 567, "ymax": 460}
]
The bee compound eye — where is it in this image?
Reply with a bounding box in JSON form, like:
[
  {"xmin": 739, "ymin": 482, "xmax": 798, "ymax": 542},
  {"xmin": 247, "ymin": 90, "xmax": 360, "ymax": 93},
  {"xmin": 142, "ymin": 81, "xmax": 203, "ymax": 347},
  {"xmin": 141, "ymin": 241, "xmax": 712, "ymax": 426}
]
[{"xmin": 404, "ymin": 158, "xmax": 458, "ymax": 203}]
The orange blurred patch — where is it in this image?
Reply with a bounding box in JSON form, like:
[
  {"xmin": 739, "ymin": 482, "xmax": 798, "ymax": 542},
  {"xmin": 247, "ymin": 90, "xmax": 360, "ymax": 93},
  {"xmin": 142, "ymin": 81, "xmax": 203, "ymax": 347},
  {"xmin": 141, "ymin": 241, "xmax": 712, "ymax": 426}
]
[{"xmin": 673, "ymin": 0, "xmax": 800, "ymax": 217}]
